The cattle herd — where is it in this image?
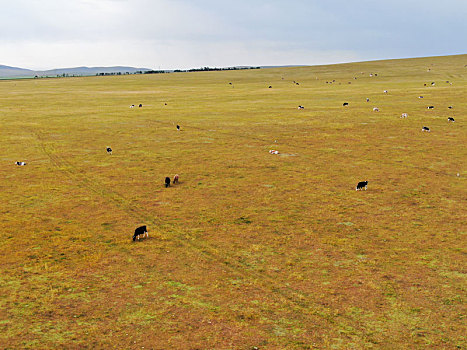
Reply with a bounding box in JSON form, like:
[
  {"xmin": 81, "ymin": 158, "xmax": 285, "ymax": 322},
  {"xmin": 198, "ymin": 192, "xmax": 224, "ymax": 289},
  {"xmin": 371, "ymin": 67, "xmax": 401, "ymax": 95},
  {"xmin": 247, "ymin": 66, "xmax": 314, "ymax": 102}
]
[
  {"xmin": 332, "ymin": 76, "xmax": 458, "ymax": 204},
  {"xmin": 13, "ymin": 71, "xmax": 460, "ymax": 242},
  {"xmin": 165, "ymin": 174, "xmax": 180, "ymax": 188}
]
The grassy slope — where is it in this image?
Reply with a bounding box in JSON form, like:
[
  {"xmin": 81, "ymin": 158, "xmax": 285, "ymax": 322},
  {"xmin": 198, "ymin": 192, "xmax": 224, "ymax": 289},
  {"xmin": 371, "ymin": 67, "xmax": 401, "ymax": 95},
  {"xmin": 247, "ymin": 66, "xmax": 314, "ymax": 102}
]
[{"xmin": 0, "ymin": 54, "xmax": 466, "ymax": 349}]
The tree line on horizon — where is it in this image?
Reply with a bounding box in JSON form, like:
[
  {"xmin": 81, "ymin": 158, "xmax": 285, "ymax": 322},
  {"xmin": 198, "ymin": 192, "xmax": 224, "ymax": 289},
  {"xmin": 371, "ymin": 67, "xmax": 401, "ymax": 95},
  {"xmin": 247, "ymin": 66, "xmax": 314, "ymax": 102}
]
[{"xmin": 28, "ymin": 66, "xmax": 261, "ymax": 79}]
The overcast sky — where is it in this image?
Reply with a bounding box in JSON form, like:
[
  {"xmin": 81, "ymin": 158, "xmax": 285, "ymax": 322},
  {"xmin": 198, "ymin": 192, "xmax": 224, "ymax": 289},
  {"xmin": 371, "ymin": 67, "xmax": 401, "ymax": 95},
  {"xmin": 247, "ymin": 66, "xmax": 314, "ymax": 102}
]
[{"xmin": 1, "ymin": 0, "xmax": 466, "ymax": 70}]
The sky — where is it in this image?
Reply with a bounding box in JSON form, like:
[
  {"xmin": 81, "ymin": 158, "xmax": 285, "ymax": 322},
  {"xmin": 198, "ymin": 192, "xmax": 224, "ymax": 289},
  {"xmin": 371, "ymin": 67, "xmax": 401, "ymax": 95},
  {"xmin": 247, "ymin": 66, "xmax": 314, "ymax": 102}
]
[{"xmin": 1, "ymin": 0, "xmax": 466, "ymax": 70}]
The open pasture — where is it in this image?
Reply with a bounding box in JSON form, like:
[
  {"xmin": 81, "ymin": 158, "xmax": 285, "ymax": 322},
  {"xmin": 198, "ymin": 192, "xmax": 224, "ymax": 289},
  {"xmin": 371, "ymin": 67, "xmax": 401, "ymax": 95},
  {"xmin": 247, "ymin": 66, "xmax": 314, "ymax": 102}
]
[{"xmin": 0, "ymin": 55, "xmax": 466, "ymax": 349}]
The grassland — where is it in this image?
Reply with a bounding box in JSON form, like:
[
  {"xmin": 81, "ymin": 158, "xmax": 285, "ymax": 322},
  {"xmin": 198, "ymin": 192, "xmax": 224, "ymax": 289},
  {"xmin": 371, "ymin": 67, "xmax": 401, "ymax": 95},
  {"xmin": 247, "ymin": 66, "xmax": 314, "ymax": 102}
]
[{"xmin": 0, "ymin": 54, "xmax": 466, "ymax": 349}]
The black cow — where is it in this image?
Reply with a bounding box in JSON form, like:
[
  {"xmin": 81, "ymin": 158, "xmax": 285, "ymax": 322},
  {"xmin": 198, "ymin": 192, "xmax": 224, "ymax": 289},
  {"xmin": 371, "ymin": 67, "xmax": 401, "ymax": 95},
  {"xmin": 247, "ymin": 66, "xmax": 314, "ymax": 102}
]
[
  {"xmin": 343, "ymin": 102, "xmax": 349, "ymax": 106},
  {"xmin": 15, "ymin": 161, "xmax": 26, "ymax": 166},
  {"xmin": 427, "ymin": 106, "xmax": 434, "ymax": 109},
  {"xmin": 418, "ymin": 96, "xmax": 424, "ymax": 99},
  {"xmin": 356, "ymin": 181, "xmax": 368, "ymax": 191},
  {"xmin": 106, "ymin": 147, "xmax": 112, "ymax": 154},
  {"xmin": 422, "ymin": 126, "xmax": 430, "ymax": 132},
  {"xmin": 298, "ymin": 105, "xmax": 304, "ymax": 110},
  {"xmin": 133, "ymin": 225, "xmax": 148, "ymax": 241},
  {"xmin": 176, "ymin": 125, "xmax": 180, "ymax": 131},
  {"xmin": 448, "ymin": 106, "xmax": 453, "ymax": 109},
  {"xmin": 165, "ymin": 177, "xmax": 171, "ymax": 188},
  {"xmin": 139, "ymin": 104, "xmax": 143, "ymax": 108},
  {"xmin": 366, "ymin": 98, "xmax": 370, "ymax": 102},
  {"xmin": 448, "ymin": 117, "xmax": 455, "ymax": 122},
  {"xmin": 268, "ymin": 86, "xmax": 272, "ymax": 88}
]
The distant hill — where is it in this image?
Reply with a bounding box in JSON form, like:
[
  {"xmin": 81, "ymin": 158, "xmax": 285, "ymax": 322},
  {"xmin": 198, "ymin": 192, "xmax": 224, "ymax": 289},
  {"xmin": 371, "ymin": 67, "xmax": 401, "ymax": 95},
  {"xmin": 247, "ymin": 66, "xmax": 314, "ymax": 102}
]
[
  {"xmin": 0, "ymin": 65, "xmax": 152, "ymax": 78},
  {"xmin": 0, "ymin": 65, "xmax": 36, "ymax": 77},
  {"xmin": 260, "ymin": 65, "xmax": 307, "ymax": 68}
]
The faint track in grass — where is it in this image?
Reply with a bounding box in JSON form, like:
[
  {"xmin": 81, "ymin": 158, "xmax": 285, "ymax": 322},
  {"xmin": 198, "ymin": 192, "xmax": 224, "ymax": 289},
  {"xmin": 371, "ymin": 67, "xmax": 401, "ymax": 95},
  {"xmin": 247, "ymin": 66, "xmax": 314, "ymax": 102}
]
[
  {"xmin": 28, "ymin": 118, "xmax": 464, "ymax": 343},
  {"xmin": 28, "ymin": 127, "xmax": 358, "ymax": 338}
]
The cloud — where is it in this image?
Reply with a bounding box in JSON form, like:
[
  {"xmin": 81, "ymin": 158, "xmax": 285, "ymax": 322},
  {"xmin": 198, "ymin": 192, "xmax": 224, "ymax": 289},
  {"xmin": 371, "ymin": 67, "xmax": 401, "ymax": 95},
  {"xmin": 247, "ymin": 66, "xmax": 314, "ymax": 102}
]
[{"xmin": 0, "ymin": 0, "xmax": 465, "ymax": 69}]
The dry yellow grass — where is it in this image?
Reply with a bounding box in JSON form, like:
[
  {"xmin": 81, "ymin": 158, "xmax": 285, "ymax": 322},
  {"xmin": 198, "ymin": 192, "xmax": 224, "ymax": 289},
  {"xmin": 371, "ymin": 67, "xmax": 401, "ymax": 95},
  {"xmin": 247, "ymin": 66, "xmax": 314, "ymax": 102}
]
[{"xmin": 0, "ymin": 54, "xmax": 466, "ymax": 349}]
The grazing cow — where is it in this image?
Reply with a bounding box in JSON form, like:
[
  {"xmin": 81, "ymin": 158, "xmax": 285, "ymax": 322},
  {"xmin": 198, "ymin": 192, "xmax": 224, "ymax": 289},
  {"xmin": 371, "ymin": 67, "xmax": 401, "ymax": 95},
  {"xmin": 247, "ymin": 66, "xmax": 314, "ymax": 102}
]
[
  {"xmin": 133, "ymin": 225, "xmax": 148, "ymax": 241},
  {"xmin": 373, "ymin": 107, "xmax": 379, "ymax": 112},
  {"xmin": 15, "ymin": 161, "xmax": 26, "ymax": 166},
  {"xmin": 176, "ymin": 124, "xmax": 180, "ymax": 131},
  {"xmin": 374, "ymin": 73, "xmax": 378, "ymax": 76},
  {"xmin": 366, "ymin": 98, "xmax": 370, "ymax": 102},
  {"xmin": 139, "ymin": 104, "xmax": 143, "ymax": 108},
  {"xmin": 130, "ymin": 104, "xmax": 135, "ymax": 108},
  {"xmin": 418, "ymin": 96, "xmax": 424, "ymax": 98},
  {"xmin": 401, "ymin": 113, "xmax": 408, "ymax": 118},
  {"xmin": 431, "ymin": 82, "xmax": 435, "ymax": 86},
  {"xmin": 356, "ymin": 181, "xmax": 368, "ymax": 191},
  {"xmin": 106, "ymin": 147, "xmax": 112, "ymax": 154},
  {"xmin": 343, "ymin": 102, "xmax": 349, "ymax": 106},
  {"xmin": 269, "ymin": 150, "xmax": 279, "ymax": 154},
  {"xmin": 164, "ymin": 103, "xmax": 167, "ymax": 105},
  {"xmin": 229, "ymin": 82, "xmax": 232, "ymax": 85},
  {"xmin": 448, "ymin": 117, "xmax": 455, "ymax": 122},
  {"xmin": 422, "ymin": 126, "xmax": 430, "ymax": 132},
  {"xmin": 298, "ymin": 105, "xmax": 304, "ymax": 110},
  {"xmin": 268, "ymin": 86, "xmax": 272, "ymax": 88},
  {"xmin": 427, "ymin": 106, "xmax": 434, "ymax": 109},
  {"xmin": 383, "ymin": 90, "xmax": 388, "ymax": 93},
  {"xmin": 165, "ymin": 177, "xmax": 171, "ymax": 188},
  {"xmin": 424, "ymin": 84, "xmax": 427, "ymax": 86},
  {"xmin": 296, "ymin": 82, "xmax": 299, "ymax": 85},
  {"xmin": 448, "ymin": 106, "xmax": 453, "ymax": 109},
  {"xmin": 173, "ymin": 174, "xmax": 179, "ymax": 184}
]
